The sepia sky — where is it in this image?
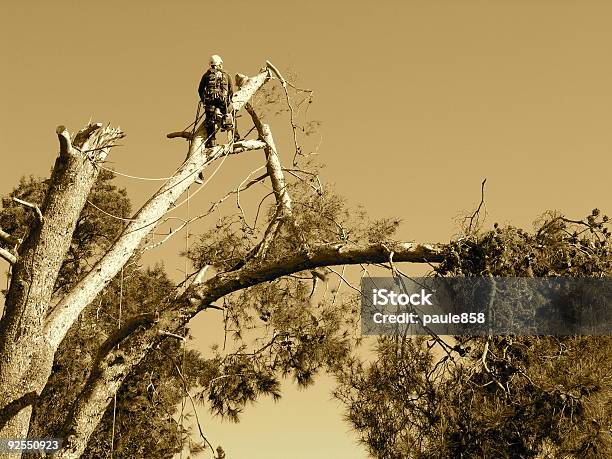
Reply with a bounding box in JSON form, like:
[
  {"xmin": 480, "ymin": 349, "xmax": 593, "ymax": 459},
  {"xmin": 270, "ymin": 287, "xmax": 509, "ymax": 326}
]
[{"xmin": 2, "ymin": 1, "xmax": 611, "ymax": 457}]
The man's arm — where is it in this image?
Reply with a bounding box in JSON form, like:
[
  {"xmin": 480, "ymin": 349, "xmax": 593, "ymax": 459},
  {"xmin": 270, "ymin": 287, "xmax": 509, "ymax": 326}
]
[{"xmin": 198, "ymin": 72, "xmax": 209, "ymax": 104}]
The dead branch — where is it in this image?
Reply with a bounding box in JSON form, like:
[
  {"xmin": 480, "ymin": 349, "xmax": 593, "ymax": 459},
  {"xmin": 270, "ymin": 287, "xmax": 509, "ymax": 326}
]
[
  {"xmin": 13, "ymin": 197, "xmax": 44, "ymax": 223},
  {"xmin": 244, "ymin": 104, "xmax": 293, "ymax": 217},
  {"xmin": 465, "ymin": 178, "xmax": 487, "ymax": 234},
  {"xmin": 72, "ymin": 123, "xmax": 104, "ymax": 149},
  {"xmin": 238, "ymin": 103, "xmax": 298, "ymax": 261},
  {"xmin": 166, "ymin": 131, "xmax": 193, "ymax": 140},
  {"xmin": 265, "ymin": 60, "xmax": 307, "ymax": 166}
]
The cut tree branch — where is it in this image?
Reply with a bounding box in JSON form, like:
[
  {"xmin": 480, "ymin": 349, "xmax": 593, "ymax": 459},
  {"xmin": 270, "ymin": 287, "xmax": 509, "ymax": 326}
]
[{"xmin": 55, "ymin": 125, "xmax": 73, "ymax": 158}]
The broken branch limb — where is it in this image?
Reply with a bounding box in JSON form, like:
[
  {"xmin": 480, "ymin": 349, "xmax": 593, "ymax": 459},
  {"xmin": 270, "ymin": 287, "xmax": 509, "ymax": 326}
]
[
  {"xmin": 245, "ymin": 104, "xmax": 292, "ymax": 217},
  {"xmin": 230, "ymin": 139, "xmax": 267, "ymax": 154},
  {"xmin": 72, "ymin": 123, "xmax": 104, "ymax": 149},
  {"xmin": 13, "ymin": 197, "xmax": 44, "ymax": 223},
  {"xmin": 166, "ymin": 131, "xmax": 193, "ymax": 140},
  {"xmin": 167, "ymin": 132, "xmax": 266, "ymax": 153}
]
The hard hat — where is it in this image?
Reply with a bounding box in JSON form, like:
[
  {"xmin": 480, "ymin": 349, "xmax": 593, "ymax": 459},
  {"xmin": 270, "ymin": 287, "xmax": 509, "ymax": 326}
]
[{"xmin": 210, "ymin": 55, "xmax": 223, "ymax": 66}]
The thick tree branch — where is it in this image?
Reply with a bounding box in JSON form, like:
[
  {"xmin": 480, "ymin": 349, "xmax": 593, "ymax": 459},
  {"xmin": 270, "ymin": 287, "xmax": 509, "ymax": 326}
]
[
  {"xmin": 166, "ymin": 132, "xmax": 267, "ymax": 154},
  {"xmin": 196, "ymin": 241, "xmax": 445, "ymax": 305},
  {"xmin": 53, "ymin": 240, "xmax": 444, "ymax": 458},
  {"xmin": 230, "ymin": 139, "xmax": 267, "ymax": 155}
]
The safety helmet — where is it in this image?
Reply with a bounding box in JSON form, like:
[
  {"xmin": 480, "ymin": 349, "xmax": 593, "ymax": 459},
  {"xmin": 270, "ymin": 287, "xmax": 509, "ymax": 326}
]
[{"xmin": 210, "ymin": 55, "xmax": 223, "ymax": 67}]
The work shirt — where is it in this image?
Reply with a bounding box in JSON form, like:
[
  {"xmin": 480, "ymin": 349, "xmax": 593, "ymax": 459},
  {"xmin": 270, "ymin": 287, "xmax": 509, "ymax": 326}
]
[{"xmin": 198, "ymin": 68, "xmax": 234, "ymax": 106}]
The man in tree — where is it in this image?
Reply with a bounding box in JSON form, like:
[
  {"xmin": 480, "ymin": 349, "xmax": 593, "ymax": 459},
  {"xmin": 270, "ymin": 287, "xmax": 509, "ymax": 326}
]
[{"xmin": 198, "ymin": 54, "xmax": 235, "ymax": 148}]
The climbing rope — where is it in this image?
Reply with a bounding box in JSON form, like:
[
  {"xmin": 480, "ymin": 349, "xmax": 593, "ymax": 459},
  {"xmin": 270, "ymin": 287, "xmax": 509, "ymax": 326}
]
[
  {"xmin": 110, "ymin": 267, "xmax": 124, "ymax": 458},
  {"xmin": 179, "ymin": 184, "xmax": 190, "ymax": 459},
  {"xmin": 95, "ymin": 102, "xmax": 208, "ymax": 182},
  {"xmin": 96, "ymin": 166, "xmax": 176, "ymax": 182},
  {"xmin": 86, "ymin": 145, "xmax": 230, "ymax": 225}
]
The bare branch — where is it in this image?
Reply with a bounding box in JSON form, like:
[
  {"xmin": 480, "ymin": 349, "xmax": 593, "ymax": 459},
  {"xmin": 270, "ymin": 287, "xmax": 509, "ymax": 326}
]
[
  {"xmin": 229, "ymin": 139, "xmax": 267, "ymax": 155},
  {"xmin": 13, "ymin": 197, "xmax": 44, "ymax": 223},
  {"xmin": 231, "ymin": 71, "xmax": 270, "ymax": 111},
  {"xmin": 245, "ymin": 104, "xmax": 292, "ymax": 217},
  {"xmin": 465, "ymin": 178, "xmax": 487, "ymax": 234},
  {"xmin": 167, "ymin": 131, "xmax": 267, "ymax": 153}
]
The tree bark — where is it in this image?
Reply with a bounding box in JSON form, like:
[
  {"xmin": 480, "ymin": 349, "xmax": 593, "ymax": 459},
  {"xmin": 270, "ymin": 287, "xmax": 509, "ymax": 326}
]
[{"xmin": 0, "ymin": 124, "xmax": 121, "ymax": 448}]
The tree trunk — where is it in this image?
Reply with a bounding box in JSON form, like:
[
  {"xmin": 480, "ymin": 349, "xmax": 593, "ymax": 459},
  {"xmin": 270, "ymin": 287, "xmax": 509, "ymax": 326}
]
[{"xmin": 0, "ymin": 124, "xmax": 120, "ymax": 449}]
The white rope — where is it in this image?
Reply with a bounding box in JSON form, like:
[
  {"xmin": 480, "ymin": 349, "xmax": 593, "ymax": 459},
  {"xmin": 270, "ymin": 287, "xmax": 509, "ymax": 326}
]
[
  {"xmin": 95, "ymin": 122, "xmax": 216, "ymax": 183},
  {"xmin": 86, "ymin": 144, "xmax": 231, "ymax": 224},
  {"xmin": 110, "ymin": 268, "xmax": 124, "ymax": 458},
  {"xmin": 97, "ymin": 164, "xmax": 175, "ymax": 181}
]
